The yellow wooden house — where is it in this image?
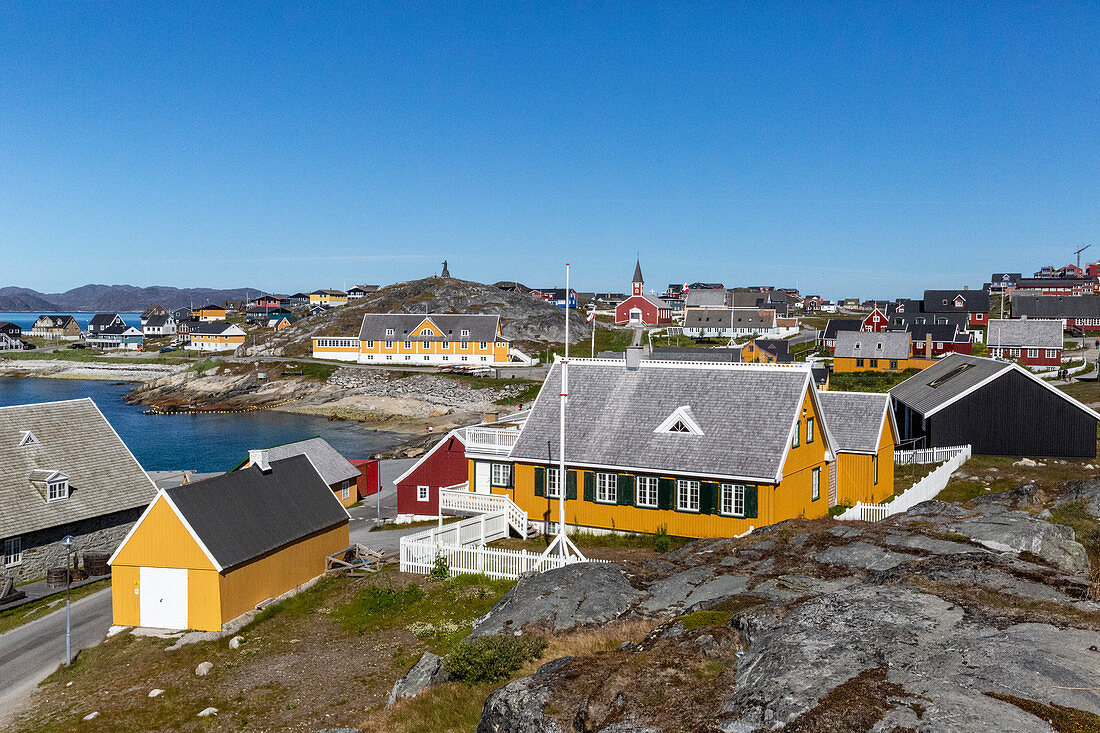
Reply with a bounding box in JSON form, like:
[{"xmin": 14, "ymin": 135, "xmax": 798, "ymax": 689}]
[
  {"xmin": 312, "ymin": 313, "xmax": 528, "ymax": 366},
  {"xmin": 815, "ymin": 391, "xmax": 897, "ymax": 506},
  {"xmin": 465, "ymin": 359, "xmax": 893, "ymax": 539},
  {"xmin": 310, "ymin": 289, "xmax": 349, "ymax": 307},
  {"xmin": 187, "ymin": 321, "xmax": 247, "ymax": 352},
  {"xmin": 831, "ymin": 331, "xmax": 937, "ymax": 373},
  {"xmin": 109, "ymin": 453, "xmax": 349, "ymax": 631},
  {"xmin": 193, "ymin": 304, "xmax": 227, "ymax": 322}
]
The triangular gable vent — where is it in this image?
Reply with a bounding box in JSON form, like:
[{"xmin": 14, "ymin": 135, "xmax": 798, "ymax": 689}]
[
  {"xmin": 19, "ymin": 430, "xmax": 38, "ymax": 447},
  {"xmin": 654, "ymin": 406, "xmax": 704, "ymax": 436}
]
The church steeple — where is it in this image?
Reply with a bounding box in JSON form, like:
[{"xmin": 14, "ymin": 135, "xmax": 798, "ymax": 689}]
[{"xmin": 632, "ymin": 259, "xmax": 644, "ymax": 296}]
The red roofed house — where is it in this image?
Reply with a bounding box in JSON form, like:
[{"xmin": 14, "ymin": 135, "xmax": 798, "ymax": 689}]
[{"xmin": 614, "ymin": 260, "xmax": 674, "ymax": 326}]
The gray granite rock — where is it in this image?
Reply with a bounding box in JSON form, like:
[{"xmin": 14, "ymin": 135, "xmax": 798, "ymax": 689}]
[
  {"xmin": 387, "ymin": 652, "xmax": 448, "ymax": 707},
  {"xmin": 814, "ymin": 541, "xmax": 921, "ymax": 571}
]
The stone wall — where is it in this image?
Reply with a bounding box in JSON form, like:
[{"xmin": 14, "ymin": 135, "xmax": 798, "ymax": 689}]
[{"xmin": 3, "ymin": 506, "xmax": 144, "ymax": 584}]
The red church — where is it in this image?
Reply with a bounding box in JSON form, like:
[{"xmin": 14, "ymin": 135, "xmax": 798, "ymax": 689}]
[{"xmin": 614, "ymin": 260, "xmax": 674, "ymax": 326}]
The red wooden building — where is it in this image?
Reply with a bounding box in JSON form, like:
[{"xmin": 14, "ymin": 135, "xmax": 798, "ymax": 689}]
[
  {"xmin": 350, "ymin": 458, "xmax": 381, "ymax": 498},
  {"xmin": 987, "ymin": 319, "xmax": 1062, "ymax": 368},
  {"xmin": 394, "ymin": 430, "xmax": 469, "ymax": 520},
  {"xmin": 614, "ymin": 260, "xmax": 674, "ymax": 326}
]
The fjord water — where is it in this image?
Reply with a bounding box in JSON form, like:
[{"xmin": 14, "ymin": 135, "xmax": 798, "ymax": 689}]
[{"xmin": 0, "ymin": 378, "xmax": 406, "ymax": 472}]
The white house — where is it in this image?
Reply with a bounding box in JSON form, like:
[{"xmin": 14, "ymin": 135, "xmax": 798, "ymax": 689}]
[{"xmin": 142, "ymin": 314, "xmax": 177, "ymax": 337}]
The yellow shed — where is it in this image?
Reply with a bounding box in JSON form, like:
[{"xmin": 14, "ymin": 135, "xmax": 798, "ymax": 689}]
[
  {"xmin": 109, "ymin": 453, "xmax": 349, "ymax": 632},
  {"xmin": 816, "ymin": 391, "xmax": 898, "ymax": 506}
]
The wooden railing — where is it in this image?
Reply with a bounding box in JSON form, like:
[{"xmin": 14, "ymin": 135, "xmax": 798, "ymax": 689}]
[
  {"xmin": 439, "ymin": 487, "xmax": 528, "ymax": 539},
  {"xmin": 894, "ymin": 444, "xmax": 969, "ymax": 465},
  {"xmin": 400, "ymin": 538, "xmax": 606, "ymax": 580},
  {"xmin": 464, "ymin": 426, "xmax": 521, "ymax": 455}
]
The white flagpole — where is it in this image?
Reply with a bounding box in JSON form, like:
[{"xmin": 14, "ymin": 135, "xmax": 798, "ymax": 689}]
[{"xmin": 558, "ymin": 263, "xmax": 569, "ymax": 558}]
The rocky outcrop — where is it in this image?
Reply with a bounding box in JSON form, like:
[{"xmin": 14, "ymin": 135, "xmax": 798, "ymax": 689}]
[
  {"xmin": 476, "ymin": 656, "xmax": 573, "ymax": 733},
  {"xmin": 471, "ymin": 563, "xmax": 643, "ymax": 637},
  {"xmin": 386, "ymin": 652, "xmax": 448, "ymax": 707}
]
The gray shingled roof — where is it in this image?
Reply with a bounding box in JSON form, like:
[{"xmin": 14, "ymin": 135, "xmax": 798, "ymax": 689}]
[
  {"xmin": 987, "ymin": 319, "xmax": 1063, "ymax": 349},
  {"xmin": 922, "ymin": 289, "xmax": 990, "ymax": 313},
  {"xmin": 246, "ymin": 437, "xmax": 359, "ymax": 486},
  {"xmin": 189, "ymin": 321, "xmax": 244, "ymax": 335},
  {"xmin": 821, "ymin": 319, "xmax": 861, "ymax": 340},
  {"xmin": 165, "ymin": 455, "xmax": 347, "ymax": 571},
  {"xmin": 684, "ymin": 308, "xmax": 732, "ymax": 328},
  {"xmin": 684, "ymin": 289, "xmax": 728, "ymax": 307},
  {"xmin": 889, "ymin": 353, "xmax": 1009, "ymax": 416},
  {"xmin": 508, "ymin": 362, "xmax": 813, "ymax": 482},
  {"xmin": 833, "ymin": 331, "xmax": 911, "ymax": 359},
  {"xmin": 0, "ymin": 399, "xmax": 156, "ymax": 538},
  {"xmin": 358, "ymin": 313, "xmax": 505, "ymax": 343},
  {"xmin": 1013, "ymin": 295, "xmax": 1100, "ymax": 320},
  {"xmin": 817, "ymin": 392, "xmax": 889, "ymax": 453},
  {"xmin": 649, "ymin": 346, "xmax": 742, "ymax": 363},
  {"xmin": 730, "ymin": 308, "xmax": 776, "ymax": 328}
]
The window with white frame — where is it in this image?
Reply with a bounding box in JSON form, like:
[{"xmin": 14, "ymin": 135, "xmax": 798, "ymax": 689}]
[
  {"xmin": 491, "ymin": 463, "xmax": 511, "ymax": 486},
  {"xmin": 417, "ymin": 485, "xmax": 429, "ymax": 501},
  {"xmin": 636, "ymin": 476, "xmax": 658, "ymax": 507},
  {"xmin": 420, "ymin": 328, "xmax": 433, "ymax": 336},
  {"xmin": 596, "ymin": 472, "xmax": 617, "ymax": 503},
  {"xmin": 3, "ymin": 537, "xmax": 21, "ymax": 567},
  {"xmin": 1046, "ymin": 349, "xmax": 1058, "ymax": 358},
  {"xmin": 720, "ymin": 483, "xmax": 745, "ymax": 517},
  {"xmin": 806, "ymin": 416, "xmax": 815, "ymax": 443},
  {"xmin": 792, "ymin": 421, "xmax": 800, "ymax": 448},
  {"xmin": 385, "ymin": 328, "xmax": 395, "ymax": 336},
  {"xmin": 385, "ymin": 340, "xmax": 393, "ymax": 349},
  {"xmin": 677, "ymin": 479, "xmax": 700, "ymax": 511},
  {"xmin": 47, "ymin": 480, "xmax": 69, "ymax": 502},
  {"xmin": 461, "ymin": 329, "xmax": 469, "ymax": 337},
  {"xmin": 480, "ymin": 341, "xmax": 487, "ymax": 349},
  {"xmin": 811, "ymin": 467, "xmax": 821, "ymax": 501},
  {"xmin": 873, "ymin": 455, "xmax": 879, "ymax": 485},
  {"xmin": 442, "ymin": 341, "xmax": 449, "ymax": 348},
  {"xmin": 342, "ymin": 485, "xmax": 350, "ymax": 500},
  {"xmin": 365, "ymin": 340, "xmax": 374, "ymax": 348},
  {"xmin": 546, "ymin": 468, "xmax": 561, "ymax": 498},
  {"xmin": 460, "ymin": 341, "xmax": 468, "ymax": 349},
  {"xmin": 404, "ymin": 341, "xmax": 412, "ymax": 349}
]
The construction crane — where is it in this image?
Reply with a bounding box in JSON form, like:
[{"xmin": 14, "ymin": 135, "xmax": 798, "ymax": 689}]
[{"xmin": 1076, "ymin": 244, "xmax": 1092, "ymax": 269}]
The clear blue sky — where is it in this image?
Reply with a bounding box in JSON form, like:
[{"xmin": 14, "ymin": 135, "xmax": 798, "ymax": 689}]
[{"xmin": 2, "ymin": 3, "xmax": 1099, "ymax": 299}]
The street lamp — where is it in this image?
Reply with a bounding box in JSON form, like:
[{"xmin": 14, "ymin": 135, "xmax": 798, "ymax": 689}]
[{"xmin": 61, "ymin": 535, "xmax": 74, "ymax": 666}]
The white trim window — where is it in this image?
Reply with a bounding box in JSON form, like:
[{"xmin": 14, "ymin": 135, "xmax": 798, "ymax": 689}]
[
  {"xmin": 491, "ymin": 463, "xmax": 511, "ymax": 487},
  {"xmin": 677, "ymin": 479, "xmax": 700, "ymax": 512},
  {"xmin": 3, "ymin": 537, "xmax": 21, "ymax": 567},
  {"xmin": 792, "ymin": 421, "xmax": 801, "ymax": 448},
  {"xmin": 596, "ymin": 472, "xmax": 617, "ymax": 503},
  {"xmin": 636, "ymin": 476, "xmax": 658, "ymax": 508},
  {"xmin": 1027, "ymin": 348, "xmax": 1038, "ymax": 358},
  {"xmin": 812, "ymin": 467, "xmax": 821, "ymax": 501},
  {"xmin": 417, "ymin": 485, "xmax": 430, "ymax": 502},
  {"xmin": 341, "ymin": 485, "xmax": 351, "ymax": 500},
  {"xmin": 461, "ymin": 329, "xmax": 470, "ymax": 337},
  {"xmin": 546, "ymin": 468, "xmax": 561, "ymax": 498},
  {"xmin": 404, "ymin": 341, "xmax": 412, "ymax": 349},
  {"xmin": 720, "ymin": 483, "xmax": 745, "ymax": 517},
  {"xmin": 806, "ymin": 416, "xmax": 815, "ymax": 444},
  {"xmin": 47, "ymin": 480, "xmax": 69, "ymax": 502},
  {"xmin": 1046, "ymin": 349, "xmax": 1058, "ymax": 358}
]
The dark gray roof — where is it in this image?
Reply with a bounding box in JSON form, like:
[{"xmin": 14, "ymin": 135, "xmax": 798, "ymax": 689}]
[
  {"xmin": 34, "ymin": 315, "xmax": 78, "ymax": 327},
  {"xmin": 833, "ymin": 331, "xmax": 911, "ymax": 359},
  {"xmin": 889, "ymin": 354, "xmax": 1009, "ymax": 416},
  {"xmin": 166, "ymin": 455, "xmax": 347, "ymax": 571},
  {"xmin": 509, "ymin": 362, "xmax": 813, "ymax": 482},
  {"xmin": 817, "ymin": 392, "xmax": 889, "ymax": 453},
  {"xmin": 821, "ymin": 319, "xmax": 861, "ymax": 340},
  {"xmin": 246, "ymin": 437, "xmax": 359, "ymax": 486},
  {"xmin": 922, "ymin": 290, "xmax": 990, "ymax": 313},
  {"xmin": 89, "ymin": 313, "xmax": 122, "ymax": 328},
  {"xmin": 0, "ymin": 399, "xmax": 156, "ymax": 538},
  {"xmin": 987, "ymin": 319, "xmax": 1063, "ymax": 349},
  {"xmin": 144, "ymin": 314, "xmax": 171, "ymax": 327},
  {"xmin": 684, "ymin": 289, "xmax": 729, "ymax": 307},
  {"xmin": 189, "ymin": 321, "xmax": 244, "ymax": 335},
  {"xmin": 1013, "ymin": 295, "xmax": 1100, "ymax": 320},
  {"xmin": 903, "ymin": 323, "xmax": 963, "ymax": 343},
  {"xmin": 358, "ymin": 313, "xmax": 504, "ymax": 343},
  {"xmin": 650, "ymin": 346, "xmax": 742, "ymax": 363},
  {"xmin": 1014, "ymin": 277, "xmax": 1097, "ymax": 289},
  {"xmin": 632, "ymin": 260, "xmax": 644, "ymax": 284}
]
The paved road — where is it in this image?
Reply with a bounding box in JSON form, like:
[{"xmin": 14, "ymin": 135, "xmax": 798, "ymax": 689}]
[
  {"xmin": 0, "ymin": 588, "xmax": 114, "ymax": 725},
  {"xmin": 348, "ymin": 458, "xmax": 424, "ymax": 555}
]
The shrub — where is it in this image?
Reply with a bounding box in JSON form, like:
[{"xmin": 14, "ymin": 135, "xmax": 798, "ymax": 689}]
[
  {"xmin": 444, "ymin": 635, "xmax": 548, "ymax": 685},
  {"xmin": 654, "ymin": 524, "xmax": 671, "ymax": 553},
  {"xmin": 429, "ymin": 553, "xmax": 450, "ymax": 580}
]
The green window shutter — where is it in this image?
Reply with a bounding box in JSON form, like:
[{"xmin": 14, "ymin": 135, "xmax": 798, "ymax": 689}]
[
  {"xmin": 617, "ymin": 474, "xmax": 635, "ymax": 506},
  {"xmin": 566, "ymin": 470, "xmax": 577, "ymax": 500},
  {"xmin": 583, "ymin": 472, "xmax": 595, "ymax": 502},
  {"xmin": 658, "ymin": 478, "xmax": 675, "ymax": 510},
  {"xmin": 745, "ymin": 485, "xmax": 758, "ymax": 519},
  {"xmin": 701, "ymin": 482, "xmax": 719, "ymax": 514},
  {"xmin": 534, "ymin": 467, "xmax": 545, "ymax": 497}
]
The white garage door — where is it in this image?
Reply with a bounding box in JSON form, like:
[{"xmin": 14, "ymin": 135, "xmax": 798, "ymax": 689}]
[
  {"xmin": 474, "ymin": 461, "xmax": 491, "ymax": 494},
  {"xmin": 139, "ymin": 566, "xmax": 189, "ymax": 630}
]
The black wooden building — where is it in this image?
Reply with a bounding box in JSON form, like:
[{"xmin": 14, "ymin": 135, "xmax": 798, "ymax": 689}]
[{"xmin": 890, "ymin": 354, "xmax": 1099, "ymax": 459}]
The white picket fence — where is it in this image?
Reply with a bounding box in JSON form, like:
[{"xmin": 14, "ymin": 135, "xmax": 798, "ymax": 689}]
[
  {"xmin": 400, "ymin": 540, "xmax": 606, "ymax": 580},
  {"xmin": 894, "ymin": 444, "xmax": 969, "ymax": 465},
  {"xmin": 438, "ymin": 487, "xmax": 528, "ymax": 539},
  {"xmin": 838, "ymin": 445, "xmax": 972, "ymax": 522}
]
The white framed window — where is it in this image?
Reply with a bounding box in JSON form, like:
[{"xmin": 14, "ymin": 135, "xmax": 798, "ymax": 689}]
[
  {"xmin": 417, "ymin": 485, "xmax": 429, "ymax": 501},
  {"xmin": 341, "ymin": 486, "xmax": 350, "ymax": 500},
  {"xmin": 385, "ymin": 340, "xmax": 393, "ymax": 349},
  {"xmin": 405, "ymin": 355, "xmax": 411, "ymax": 360},
  {"xmin": 47, "ymin": 480, "xmax": 69, "ymax": 502},
  {"xmin": 792, "ymin": 421, "xmax": 800, "ymax": 448},
  {"xmin": 365, "ymin": 340, "xmax": 374, "ymax": 348},
  {"xmin": 873, "ymin": 455, "xmax": 879, "ymax": 486},
  {"xmin": 596, "ymin": 472, "xmax": 617, "ymax": 503},
  {"xmin": 420, "ymin": 328, "xmax": 433, "ymax": 336},
  {"xmin": 479, "ymin": 341, "xmax": 487, "ymax": 349},
  {"xmin": 386, "ymin": 354, "xmax": 393, "ymax": 360},
  {"xmin": 424, "ymin": 355, "xmax": 430, "ymax": 360},
  {"xmin": 720, "ymin": 483, "xmax": 745, "ymax": 517},
  {"xmin": 546, "ymin": 468, "xmax": 561, "ymax": 498},
  {"xmin": 404, "ymin": 341, "xmax": 412, "ymax": 349},
  {"xmin": 442, "ymin": 341, "xmax": 449, "ymax": 348},
  {"xmin": 676, "ymin": 479, "xmax": 700, "ymax": 512},
  {"xmin": 385, "ymin": 328, "xmax": 395, "ymax": 336},
  {"xmin": 461, "ymin": 329, "xmax": 470, "ymax": 337},
  {"xmin": 1026, "ymin": 348, "xmax": 1038, "ymax": 358},
  {"xmin": 423, "ymin": 340, "xmax": 431, "ymax": 348},
  {"xmin": 1046, "ymin": 349, "xmax": 1058, "ymax": 358},
  {"xmin": 636, "ymin": 476, "xmax": 658, "ymax": 508},
  {"xmin": 812, "ymin": 467, "xmax": 821, "ymax": 501},
  {"xmin": 806, "ymin": 416, "xmax": 815, "ymax": 444},
  {"xmin": 491, "ymin": 463, "xmax": 511, "ymax": 487},
  {"xmin": 460, "ymin": 341, "xmax": 469, "ymax": 349},
  {"xmin": 3, "ymin": 537, "xmax": 21, "ymax": 567}
]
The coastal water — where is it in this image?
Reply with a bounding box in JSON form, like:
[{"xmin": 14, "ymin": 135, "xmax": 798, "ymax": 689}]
[
  {"xmin": 0, "ymin": 377, "xmax": 407, "ymax": 472},
  {"xmin": 0, "ymin": 312, "xmax": 142, "ymax": 330}
]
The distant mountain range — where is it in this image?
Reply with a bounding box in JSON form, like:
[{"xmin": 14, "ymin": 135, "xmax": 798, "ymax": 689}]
[{"xmin": 0, "ymin": 285, "xmax": 266, "ymax": 313}]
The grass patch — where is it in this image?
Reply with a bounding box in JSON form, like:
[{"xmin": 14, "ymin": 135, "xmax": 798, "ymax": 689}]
[
  {"xmin": 278, "ymin": 361, "xmax": 338, "ymax": 381},
  {"xmin": 239, "ymin": 577, "xmax": 337, "ymax": 632},
  {"xmin": 370, "ymin": 517, "xmax": 462, "ymax": 531},
  {"xmin": 827, "ymin": 369, "xmax": 922, "ymax": 393},
  {"xmin": 987, "ymin": 692, "xmax": 1100, "ymax": 732},
  {"xmin": 827, "ymin": 504, "xmax": 851, "ymax": 517},
  {"xmin": 0, "ymin": 580, "xmax": 110, "ymax": 635},
  {"xmin": 187, "ymin": 357, "xmax": 223, "ymax": 373},
  {"xmin": 781, "ymin": 667, "xmax": 907, "ymax": 733},
  {"xmin": 1048, "ymin": 501, "xmax": 1100, "ymax": 552},
  {"xmin": 935, "ymin": 480, "xmax": 990, "ymax": 503}
]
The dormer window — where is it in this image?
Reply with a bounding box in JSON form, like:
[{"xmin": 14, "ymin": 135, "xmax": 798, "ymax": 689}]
[
  {"xmin": 668, "ymin": 420, "xmax": 691, "ymax": 433},
  {"xmin": 385, "ymin": 328, "xmax": 395, "ymax": 337},
  {"xmin": 461, "ymin": 329, "xmax": 469, "ymax": 337},
  {"xmin": 47, "ymin": 479, "xmax": 69, "ymax": 502},
  {"xmin": 655, "ymin": 406, "xmax": 704, "ymax": 436},
  {"xmin": 19, "ymin": 430, "xmax": 38, "ymax": 447}
]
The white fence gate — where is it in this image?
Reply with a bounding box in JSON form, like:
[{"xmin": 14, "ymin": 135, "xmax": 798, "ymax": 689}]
[{"xmin": 838, "ymin": 445, "xmax": 972, "ymax": 522}]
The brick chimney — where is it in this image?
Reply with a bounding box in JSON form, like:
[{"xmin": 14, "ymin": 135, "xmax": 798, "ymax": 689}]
[{"xmin": 248, "ymin": 449, "xmax": 271, "ymax": 473}]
